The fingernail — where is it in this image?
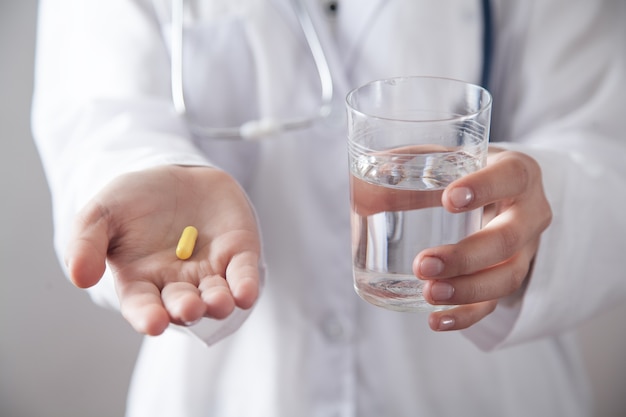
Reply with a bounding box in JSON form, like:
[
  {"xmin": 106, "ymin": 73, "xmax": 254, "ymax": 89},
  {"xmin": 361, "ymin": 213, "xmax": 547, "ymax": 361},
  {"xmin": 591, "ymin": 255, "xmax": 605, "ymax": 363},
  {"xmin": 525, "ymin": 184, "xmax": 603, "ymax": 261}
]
[
  {"xmin": 430, "ymin": 281, "xmax": 455, "ymax": 301},
  {"xmin": 419, "ymin": 257, "xmax": 444, "ymax": 277},
  {"xmin": 183, "ymin": 318, "xmax": 201, "ymax": 326},
  {"xmin": 449, "ymin": 187, "xmax": 473, "ymax": 209},
  {"xmin": 437, "ymin": 316, "xmax": 456, "ymax": 331}
]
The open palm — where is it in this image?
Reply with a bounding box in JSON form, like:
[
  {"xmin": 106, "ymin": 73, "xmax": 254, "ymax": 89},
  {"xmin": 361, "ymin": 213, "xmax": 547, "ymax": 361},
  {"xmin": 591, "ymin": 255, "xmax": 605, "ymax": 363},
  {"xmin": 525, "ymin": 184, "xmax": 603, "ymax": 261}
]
[{"xmin": 65, "ymin": 166, "xmax": 261, "ymax": 335}]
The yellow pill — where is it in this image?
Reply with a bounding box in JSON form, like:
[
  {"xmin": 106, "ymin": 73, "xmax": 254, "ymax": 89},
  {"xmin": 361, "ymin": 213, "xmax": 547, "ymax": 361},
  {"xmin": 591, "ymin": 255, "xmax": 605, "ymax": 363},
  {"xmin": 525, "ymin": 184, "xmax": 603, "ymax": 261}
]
[{"xmin": 176, "ymin": 226, "xmax": 198, "ymax": 260}]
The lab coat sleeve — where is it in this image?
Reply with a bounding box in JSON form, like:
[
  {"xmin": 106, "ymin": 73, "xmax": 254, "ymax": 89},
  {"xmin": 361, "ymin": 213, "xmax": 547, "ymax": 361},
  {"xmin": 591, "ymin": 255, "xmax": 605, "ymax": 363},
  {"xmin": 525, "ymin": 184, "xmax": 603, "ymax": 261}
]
[
  {"xmin": 462, "ymin": 0, "xmax": 626, "ymax": 350},
  {"xmin": 31, "ymin": 0, "xmax": 261, "ymax": 346}
]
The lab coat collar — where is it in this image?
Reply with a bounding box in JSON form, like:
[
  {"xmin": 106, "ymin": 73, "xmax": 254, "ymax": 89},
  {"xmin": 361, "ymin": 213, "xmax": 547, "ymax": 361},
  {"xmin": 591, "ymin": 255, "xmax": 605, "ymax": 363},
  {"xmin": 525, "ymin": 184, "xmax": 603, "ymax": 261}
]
[{"xmin": 266, "ymin": 0, "xmax": 383, "ymax": 94}]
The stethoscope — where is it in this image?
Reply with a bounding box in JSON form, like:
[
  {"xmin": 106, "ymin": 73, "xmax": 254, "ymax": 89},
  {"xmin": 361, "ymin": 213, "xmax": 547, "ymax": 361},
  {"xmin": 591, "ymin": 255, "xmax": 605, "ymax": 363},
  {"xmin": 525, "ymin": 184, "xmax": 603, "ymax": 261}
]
[{"xmin": 170, "ymin": 0, "xmax": 493, "ymax": 140}]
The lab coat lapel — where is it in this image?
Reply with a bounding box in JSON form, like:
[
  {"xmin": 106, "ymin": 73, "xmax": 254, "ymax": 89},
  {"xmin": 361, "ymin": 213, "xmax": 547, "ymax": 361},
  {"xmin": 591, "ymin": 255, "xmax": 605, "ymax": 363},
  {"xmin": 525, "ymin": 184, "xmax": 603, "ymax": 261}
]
[
  {"xmin": 339, "ymin": 0, "xmax": 483, "ymax": 87},
  {"xmin": 332, "ymin": 0, "xmax": 386, "ymax": 68},
  {"xmin": 264, "ymin": 0, "xmax": 386, "ymax": 85},
  {"xmin": 244, "ymin": 0, "xmax": 352, "ymax": 123},
  {"xmin": 291, "ymin": 0, "xmax": 357, "ymax": 100}
]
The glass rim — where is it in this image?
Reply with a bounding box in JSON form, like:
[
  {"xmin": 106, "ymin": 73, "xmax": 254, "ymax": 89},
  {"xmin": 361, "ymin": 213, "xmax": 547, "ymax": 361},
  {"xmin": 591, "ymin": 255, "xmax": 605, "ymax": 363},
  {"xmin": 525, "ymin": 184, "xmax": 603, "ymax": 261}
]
[{"xmin": 345, "ymin": 76, "xmax": 493, "ymax": 124}]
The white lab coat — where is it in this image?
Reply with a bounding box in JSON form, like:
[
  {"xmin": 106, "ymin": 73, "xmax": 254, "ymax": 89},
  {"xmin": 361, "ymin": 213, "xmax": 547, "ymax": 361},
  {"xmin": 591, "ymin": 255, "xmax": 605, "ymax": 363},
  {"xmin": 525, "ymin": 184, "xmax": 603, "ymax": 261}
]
[{"xmin": 32, "ymin": 0, "xmax": 626, "ymax": 416}]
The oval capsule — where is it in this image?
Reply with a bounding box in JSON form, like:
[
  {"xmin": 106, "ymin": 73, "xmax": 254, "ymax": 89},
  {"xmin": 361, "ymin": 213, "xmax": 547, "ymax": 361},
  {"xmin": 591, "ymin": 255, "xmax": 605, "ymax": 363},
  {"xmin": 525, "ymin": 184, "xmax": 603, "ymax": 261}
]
[{"xmin": 175, "ymin": 226, "xmax": 198, "ymax": 260}]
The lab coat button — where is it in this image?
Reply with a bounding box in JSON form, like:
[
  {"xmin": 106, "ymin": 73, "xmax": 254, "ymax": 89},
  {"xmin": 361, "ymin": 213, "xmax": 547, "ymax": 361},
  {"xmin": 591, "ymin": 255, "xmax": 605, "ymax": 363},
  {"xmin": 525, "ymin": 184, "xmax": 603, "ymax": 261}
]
[
  {"xmin": 321, "ymin": 317, "xmax": 350, "ymax": 342},
  {"xmin": 321, "ymin": 0, "xmax": 339, "ymax": 15}
]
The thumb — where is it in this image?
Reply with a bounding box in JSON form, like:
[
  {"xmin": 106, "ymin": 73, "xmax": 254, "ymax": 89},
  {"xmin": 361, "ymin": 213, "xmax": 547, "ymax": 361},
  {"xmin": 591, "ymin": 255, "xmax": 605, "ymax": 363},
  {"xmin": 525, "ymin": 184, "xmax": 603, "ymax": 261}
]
[{"xmin": 65, "ymin": 204, "xmax": 111, "ymax": 289}]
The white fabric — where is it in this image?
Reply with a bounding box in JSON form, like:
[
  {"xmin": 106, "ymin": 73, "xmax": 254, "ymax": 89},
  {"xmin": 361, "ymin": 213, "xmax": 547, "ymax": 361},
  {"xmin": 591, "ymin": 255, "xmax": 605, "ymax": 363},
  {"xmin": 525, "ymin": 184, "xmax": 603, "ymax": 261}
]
[{"xmin": 31, "ymin": 0, "xmax": 626, "ymax": 416}]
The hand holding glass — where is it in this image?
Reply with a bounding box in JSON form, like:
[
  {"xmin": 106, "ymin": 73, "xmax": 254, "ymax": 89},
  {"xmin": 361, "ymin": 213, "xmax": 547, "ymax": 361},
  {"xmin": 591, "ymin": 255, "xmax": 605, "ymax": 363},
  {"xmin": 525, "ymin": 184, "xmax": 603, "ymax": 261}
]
[{"xmin": 346, "ymin": 76, "xmax": 492, "ymax": 312}]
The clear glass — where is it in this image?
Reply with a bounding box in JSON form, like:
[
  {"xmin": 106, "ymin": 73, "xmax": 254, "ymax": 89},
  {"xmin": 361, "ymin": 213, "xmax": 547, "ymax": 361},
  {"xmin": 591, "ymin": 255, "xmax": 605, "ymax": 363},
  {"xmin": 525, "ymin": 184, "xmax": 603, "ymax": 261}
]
[{"xmin": 346, "ymin": 76, "xmax": 492, "ymax": 312}]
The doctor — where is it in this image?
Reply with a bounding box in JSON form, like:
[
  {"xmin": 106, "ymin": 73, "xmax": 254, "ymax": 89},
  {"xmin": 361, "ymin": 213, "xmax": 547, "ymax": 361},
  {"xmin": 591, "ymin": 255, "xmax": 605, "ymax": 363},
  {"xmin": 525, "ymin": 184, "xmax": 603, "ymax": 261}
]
[{"xmin": 32, "ymin": 0, "xmax": 626, "ymax": 416}]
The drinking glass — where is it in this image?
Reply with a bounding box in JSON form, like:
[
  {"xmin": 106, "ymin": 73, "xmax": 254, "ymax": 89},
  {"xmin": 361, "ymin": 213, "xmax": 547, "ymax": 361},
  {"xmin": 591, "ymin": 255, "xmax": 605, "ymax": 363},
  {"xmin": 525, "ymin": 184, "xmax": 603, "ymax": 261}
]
[{"xmin": 346, "ymin": 76, "xmax": 492, "ymax": 312}]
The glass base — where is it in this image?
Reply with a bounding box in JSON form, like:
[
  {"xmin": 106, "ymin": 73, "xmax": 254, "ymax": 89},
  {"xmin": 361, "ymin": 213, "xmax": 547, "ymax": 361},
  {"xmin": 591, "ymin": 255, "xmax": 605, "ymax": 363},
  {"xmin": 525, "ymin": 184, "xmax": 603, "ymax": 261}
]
[{"xmin": 355, "ymin": 276, "xmax": 454, "ymax": 313}]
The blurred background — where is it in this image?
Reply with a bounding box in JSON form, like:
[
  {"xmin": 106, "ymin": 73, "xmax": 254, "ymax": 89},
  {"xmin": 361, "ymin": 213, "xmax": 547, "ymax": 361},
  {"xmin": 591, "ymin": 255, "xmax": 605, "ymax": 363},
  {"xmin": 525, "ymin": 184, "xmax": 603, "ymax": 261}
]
[
  {"xmin": 1, "ymin": 2, "xmax": 624, "ymax": 417},
  {"xmin": 0, "ymin": 2, "xmax": 142, "ymax": 417}
]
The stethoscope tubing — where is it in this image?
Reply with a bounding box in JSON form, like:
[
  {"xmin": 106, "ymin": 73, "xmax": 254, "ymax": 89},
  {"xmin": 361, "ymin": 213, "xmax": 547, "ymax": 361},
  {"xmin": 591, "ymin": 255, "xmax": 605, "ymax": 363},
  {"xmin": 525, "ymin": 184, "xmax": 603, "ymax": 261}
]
[{"xmin": 170, "ymin": 0, "xmax": 492, "ymax": 140}]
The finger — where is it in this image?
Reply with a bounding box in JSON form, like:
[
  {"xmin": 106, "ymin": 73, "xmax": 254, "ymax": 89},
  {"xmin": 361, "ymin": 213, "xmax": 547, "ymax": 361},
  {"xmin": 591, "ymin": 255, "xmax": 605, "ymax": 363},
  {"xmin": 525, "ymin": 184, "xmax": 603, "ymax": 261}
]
[
  {"xmin": 225, "ymin": 251, "xmax": 260, "ymax": 309},
  {"xmin": 199, "ymin": 275, "xmax": 236, "ymax": 319},
  {"xmin": 351, "ymin": 176, "xmax": 443, "ymax": 216},
  {"xmin": 428, "ymin": 301, "xmax": 498, "ymax": 331},
  {"xmin": 117, "ymin": 280, "xmax": 170, "ymax": 336},
  {"xmin": 65, "ymin": 204, "xmax": 111, "ymax": 288},
  {"xmin": 415, "ymin": 203, "xmax": 539, "ymax": 279},
  {"xmin": 442, "ymin": 151, "xmax": 540, "ymax": 212},
  {"xmin": 422, "ymin": 244, "xmax": 536, "ymax": 306},
  {"xmin": 207, "ymin": 229, "xmax": 261, "ymax": 310},
  {"xmin": 161, "ymin": 281, "xmax": 207, "ymax": 325},
  {"xmin": 350, "ymin": 146, "xmax": 452, "ymax": 216}
]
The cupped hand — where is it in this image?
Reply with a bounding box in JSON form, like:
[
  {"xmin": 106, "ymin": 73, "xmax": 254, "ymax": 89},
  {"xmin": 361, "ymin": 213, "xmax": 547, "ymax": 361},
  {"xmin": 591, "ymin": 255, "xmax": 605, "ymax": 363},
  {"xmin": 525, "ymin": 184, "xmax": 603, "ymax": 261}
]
[
  {"xmin": 414, "ymin": 148, "xmax": 552, "ymax": 331},
  {"xmin": 65, "ymin": 165, "xmax": 262, "ymax": 336}
]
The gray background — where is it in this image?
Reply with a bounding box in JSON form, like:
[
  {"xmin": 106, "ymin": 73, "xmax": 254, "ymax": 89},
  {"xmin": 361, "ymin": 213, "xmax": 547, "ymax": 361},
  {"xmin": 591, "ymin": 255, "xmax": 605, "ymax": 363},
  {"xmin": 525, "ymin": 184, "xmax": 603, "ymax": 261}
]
[{"xmin": 1, "ymin": 2, "xmax": 624, "ymax": 417}]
